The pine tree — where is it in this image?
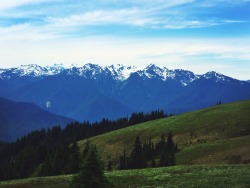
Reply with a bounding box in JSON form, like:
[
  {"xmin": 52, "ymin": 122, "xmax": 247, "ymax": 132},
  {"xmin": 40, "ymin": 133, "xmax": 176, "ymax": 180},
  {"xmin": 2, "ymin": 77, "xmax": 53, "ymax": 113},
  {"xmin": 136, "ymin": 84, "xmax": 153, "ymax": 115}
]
[
  {"xmin": 64, "ymin": 142, "xmax": 80, "ymax": 174},
  {"xmin": 159, "ymin": 146, "xmax": 169, "ymax": 167},
  {"xmin": 119, "ymin": 148, "xmax": 127, "ymax": 170},
  {"xmin": 167, "ymin": 132, "xmax": 176, "ymax": 166},
  {"xmin": 72, "ymin": 144, "xmax": 108, "ymax": 188},
  {"xmin": 142, "ymin": 137, "xmax": 153, "ymax": 161},
  {"xmin": 130, "ymin": 136, "xmax": 145, "ymax": 169},
  {"xmin": 71, "ymin": 142, "xmax": 81, "ymax": 173},
  {"xmin": 167, "ymin": 132, "xmax": 174, "ymax": 151},
  {"xmin": 82, "ymin": 139, "xmax": 90, "ymax": 161}
]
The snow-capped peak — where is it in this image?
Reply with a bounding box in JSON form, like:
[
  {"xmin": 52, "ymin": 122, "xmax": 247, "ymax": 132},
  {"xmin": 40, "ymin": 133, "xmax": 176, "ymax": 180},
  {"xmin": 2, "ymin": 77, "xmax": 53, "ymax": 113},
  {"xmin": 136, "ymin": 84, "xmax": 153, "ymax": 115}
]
[
  {"xmin": 138, "ymin": 64, "xmax": 175, "ymax": 81},
  {"xmin": 0, "ymin": 63, "xmax": 235, "ymax": 86},
  {"xmin": 106, "ymin": 64, "xmax": 138, "ymax": 80},
  {"xmin": 174, "ymin": 69, "xmax": 199, "ymax": 86},
  {"xmin": 13, "ymin": 64, "xmax": 47, "ymax": 76},
  {"xmin": 45, "ymin": 63, "xmax": 66, "ymax": 75},
  {"xmin": 204, "ymin": 71, "xmax": 226, "ymax": 81}
]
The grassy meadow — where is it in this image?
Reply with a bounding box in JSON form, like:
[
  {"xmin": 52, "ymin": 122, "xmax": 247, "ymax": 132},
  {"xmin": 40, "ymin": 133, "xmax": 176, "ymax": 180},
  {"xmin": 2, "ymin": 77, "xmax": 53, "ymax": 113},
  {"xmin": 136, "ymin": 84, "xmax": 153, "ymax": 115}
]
[
  {"xmin": 78, "ymin": 100, "xmax": 250, "ymax": 166},
  {"xmin": 1, "ymin": 100, "xmax": 250, "ymax": 187},
  {"xmin": 0, "ymin": 165, "xmax": 249, "ymax": 188}
]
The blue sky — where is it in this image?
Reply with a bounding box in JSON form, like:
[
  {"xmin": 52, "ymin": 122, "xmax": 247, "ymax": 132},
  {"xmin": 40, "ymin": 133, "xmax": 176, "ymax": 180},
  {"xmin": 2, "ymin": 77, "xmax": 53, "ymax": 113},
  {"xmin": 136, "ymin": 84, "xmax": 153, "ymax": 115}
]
[{"xmin": 0, "ymin": 0, "xmax": 249, "ymax": 79}]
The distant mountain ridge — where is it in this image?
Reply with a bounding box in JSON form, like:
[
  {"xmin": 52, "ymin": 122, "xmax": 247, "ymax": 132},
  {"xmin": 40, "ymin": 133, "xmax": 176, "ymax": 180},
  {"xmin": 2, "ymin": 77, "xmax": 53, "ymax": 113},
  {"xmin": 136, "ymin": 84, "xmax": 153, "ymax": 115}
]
[
  {"xmin": 0, "ymin": 97, "xmax": 74, "ymax": 142},
  {"xmin": 1, "ymin": 63, "xmax": 250, "ymax": 122},
  {"xmin": 0, "ymin": 63, "xmax": 235, "ymax": 84}
]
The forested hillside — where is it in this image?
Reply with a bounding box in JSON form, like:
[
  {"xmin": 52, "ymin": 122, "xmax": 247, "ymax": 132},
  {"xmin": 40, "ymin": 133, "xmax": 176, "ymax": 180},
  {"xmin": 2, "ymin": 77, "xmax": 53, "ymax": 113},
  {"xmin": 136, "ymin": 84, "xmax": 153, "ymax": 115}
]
[
  {"xmin": 0, "ymin": 110, "xmax": 166, "ymax": 180},
  {"xmin": 78, "ymin": 100, "xmax": 250, "ymax": 166}
]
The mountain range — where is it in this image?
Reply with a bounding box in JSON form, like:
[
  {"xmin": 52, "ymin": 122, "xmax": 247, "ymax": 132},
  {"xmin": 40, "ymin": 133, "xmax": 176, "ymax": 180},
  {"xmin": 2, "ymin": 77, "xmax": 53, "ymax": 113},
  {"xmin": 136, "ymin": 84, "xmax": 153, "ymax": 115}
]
[{"xmin": 1, "ymin": 63, "xmax": 250, "ymax": 122}]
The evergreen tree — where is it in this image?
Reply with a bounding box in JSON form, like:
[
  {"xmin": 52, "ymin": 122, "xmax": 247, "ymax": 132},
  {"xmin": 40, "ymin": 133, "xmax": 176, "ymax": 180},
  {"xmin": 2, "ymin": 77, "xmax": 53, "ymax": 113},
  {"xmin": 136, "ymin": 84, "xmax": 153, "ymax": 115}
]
[
  {"xmin": 142, "ymin": 137, "xmax": 155, "ymax": 161},
  {"xmin": 159, "ymin": 146, "xmax": 169, "ymax": 167},
  {"xmin": 82, "ymin": 139, "xmax": 90, "ymax": 161},
  {"xmin": 119, "ymin": 148, "xmax": 127, "ymax": 170},
  {"xmin": 167, "ymin": 132, "xmax": 176, "ymax": 166},
  {"xmin": 168, "ymin": 149, "xmax": 176, "ymax": 166},
  {"xmin": 41, "ymin": 150, "xmax": 56, "ymax": 176},
  {"xmin": 73, "ymin": 144, "xmax": 108, "ymax": 188},
  {"xmin": 167, "ymin": 132, "xmax": 174, "ymax": 151},
  {"xmin": 64, "ymin": 142, "xmax": 80, "ymax": 174},
  {"xmin": 130, "ymin": 136, "xmax": 145, "ymax": 169},
  {"xmin": 159, "ymin": 132, "xmax": 176, "ymax": 167}
]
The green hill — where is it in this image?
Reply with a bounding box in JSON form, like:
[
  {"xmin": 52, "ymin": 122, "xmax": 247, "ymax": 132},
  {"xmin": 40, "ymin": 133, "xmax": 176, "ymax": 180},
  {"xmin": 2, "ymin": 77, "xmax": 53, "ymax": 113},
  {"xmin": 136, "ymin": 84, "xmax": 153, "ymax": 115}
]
[
  {"xmin": 1, "ymin": 100, "xmax": 250, "ymax": 188},
  {"xmin": 0, "ymin": 165, "xmax": 249, "ymax": 188},
  {"xmin": 78, "ymin": 100, "xmax": 250, "ymax": 166}
]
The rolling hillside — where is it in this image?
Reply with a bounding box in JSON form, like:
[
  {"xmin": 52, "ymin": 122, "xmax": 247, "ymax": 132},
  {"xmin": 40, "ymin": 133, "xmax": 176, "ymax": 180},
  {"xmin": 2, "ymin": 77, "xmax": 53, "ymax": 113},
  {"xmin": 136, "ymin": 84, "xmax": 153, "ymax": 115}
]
[
  {"xmin": 0, "ymin": 97, "xmax": 74, "ymax": 142},
  {"xmin": 0, "ymin": 100, "xmax": 249, "ymax": 188},
  {"xmin": 0, "ymin": 165, "xmax": 249, "ymax": 188},
  {"xmin": 78, "ymin": 100, "xmax": 250, "ymax": 166}
]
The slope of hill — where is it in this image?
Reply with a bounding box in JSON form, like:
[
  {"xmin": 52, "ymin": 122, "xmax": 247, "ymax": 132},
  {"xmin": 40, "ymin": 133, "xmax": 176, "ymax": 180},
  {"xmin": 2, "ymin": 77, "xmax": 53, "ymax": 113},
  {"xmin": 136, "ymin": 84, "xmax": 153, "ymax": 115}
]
[
  {"xmin": 78, "ymin": 100, "xmax": 250, "ymax": 165},
  {"xmin": 0, "ymin": 97, "xmax": 74, "ymax": 142},
  {"xmin": 1, "ymin": 64, "xmax": 250, "ymax": 122}
]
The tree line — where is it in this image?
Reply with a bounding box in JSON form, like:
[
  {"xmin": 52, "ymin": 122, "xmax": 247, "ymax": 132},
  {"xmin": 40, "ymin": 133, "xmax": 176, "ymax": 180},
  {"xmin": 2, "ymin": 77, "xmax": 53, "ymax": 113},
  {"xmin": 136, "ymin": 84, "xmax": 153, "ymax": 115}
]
[
  {"xmin": 71, "ymin": 133, "xmax": 177, "ymax": 188},
  {"xmin": 0, "ymin": 110, "xmax": 170, "ymax": 180},
  {"xmin": 71, "ymin": 133, "xmax": 177, "ymax": 187},
  {"xmin": 118, "ymin": 133, "xmax": 177, "ymax": 170}
]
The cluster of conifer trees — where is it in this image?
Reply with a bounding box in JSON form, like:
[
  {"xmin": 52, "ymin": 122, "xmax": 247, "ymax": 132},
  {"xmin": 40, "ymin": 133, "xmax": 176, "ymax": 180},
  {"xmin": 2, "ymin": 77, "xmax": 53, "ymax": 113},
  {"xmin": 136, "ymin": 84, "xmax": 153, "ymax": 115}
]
[
  {"xmin": 70, "ymin": 142, "xmax": 110, "ymax": 188},
  {"xmin": 40, "ymin": 141, "xmax": 80, "ymax": 176},
  {"xmin": 0, "ymin": 110, "xmax": 169, "ymax": 180},
  {"xmin": 118, "ymin": 133, "xmax": 177, "ymax": 170}
]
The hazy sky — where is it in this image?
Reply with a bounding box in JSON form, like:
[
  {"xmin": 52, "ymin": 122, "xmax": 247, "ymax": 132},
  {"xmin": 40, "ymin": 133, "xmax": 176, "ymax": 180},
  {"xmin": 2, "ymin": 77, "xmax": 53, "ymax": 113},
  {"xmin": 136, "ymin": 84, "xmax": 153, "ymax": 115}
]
[{"xmin": 0, "ymin": 0, "xmax": 250, "ymax": 79}]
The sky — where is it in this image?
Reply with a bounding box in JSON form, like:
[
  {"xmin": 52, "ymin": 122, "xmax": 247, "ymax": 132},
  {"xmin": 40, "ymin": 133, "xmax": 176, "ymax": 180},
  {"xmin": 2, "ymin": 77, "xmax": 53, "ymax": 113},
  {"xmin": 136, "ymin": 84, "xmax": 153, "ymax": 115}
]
[{"xmin": 0, "ymin": 0, "xmax": 250, "ymax": 80}]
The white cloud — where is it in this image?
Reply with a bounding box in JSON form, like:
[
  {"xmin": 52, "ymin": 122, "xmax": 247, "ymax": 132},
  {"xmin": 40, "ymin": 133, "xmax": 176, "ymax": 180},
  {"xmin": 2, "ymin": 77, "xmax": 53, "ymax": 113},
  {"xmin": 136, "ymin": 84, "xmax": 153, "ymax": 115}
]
[
  {"xmin": 0, "ymin": 24, "xmax": 58, "ymax": 41},
  {"xmin": 0, "ymin": 0, "xmax": 247, "ymax": 39},
  {"xmin": 0, "ymin": 0, "xmax": 54, "ymax": 10},
  {"xmin": 46, "ymin": 8, "xmax": 245, "ymax": 30},
  {"xmin": 46, "ymin": 8, "xmax": 148, "ymax": 27},
  {"xmin": 0, "ymin": 0, "xmax": 249, "ymax": 80},
  {"xmin": 1, "ymin": 36, "xmax": 250, "ymax": 79}
]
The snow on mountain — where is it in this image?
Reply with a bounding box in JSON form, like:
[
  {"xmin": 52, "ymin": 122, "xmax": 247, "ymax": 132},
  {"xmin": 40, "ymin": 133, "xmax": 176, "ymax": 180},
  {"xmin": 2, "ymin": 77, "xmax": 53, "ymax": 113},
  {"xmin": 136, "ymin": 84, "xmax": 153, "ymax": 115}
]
[
  {"xmin": 1, "ymin": 63, "xmax": 249, "ymax": 122},
  {"xmin": 0, "ymin": 63, "xmax": 233, "ymax": 86},
  {"xmin": 11, "ymin": 64, "xmax": 47, "ymax": 77},
  {"xmin": 45, "ymin": 63, "xmax": 67, "ymax": 75},
  {"xmin": 173, "ymin": 69, "xmax": 199, "ymax": 86},
  {"xmin": 136, "ymin": 64, "xmax": 175, "ymax": 81},
  {"xmin": 69, "ymin": 63, "xmax": 107, "ymax": 79},
  {"xmin": 106, "ymin": 64, "xmax": 138, "ymax": 81},
  {"xmin": 136, "ymin": 64, "xmax": 198, "ymax": 86},
  {"xmin": 203, "ymin": 71, "xmax": 237, "ymax": 83},
  {"xmin": 143, "ymin": 64, "xmax": 168, "ymax": 79}
]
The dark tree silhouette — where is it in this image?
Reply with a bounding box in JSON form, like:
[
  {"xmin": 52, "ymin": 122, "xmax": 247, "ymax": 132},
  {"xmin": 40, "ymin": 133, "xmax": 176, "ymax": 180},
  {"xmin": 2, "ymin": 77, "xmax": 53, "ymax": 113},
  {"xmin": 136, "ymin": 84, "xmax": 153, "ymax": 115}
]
[
  {"xmin": 0, "ymin": 110, "xmax": 171, "ymax": 180},
  {"xmin": 64, "ymin": 142, "xmax": 80, "ymax": 174},
  {"xmin": 119, "ymin": 148, "xmax": 128, "ymax": 170},
  {"xmin": 82, "ymin": 139, "xmax": 90, "ymax": 161},
  {"xmin": 118, "ymin": 133, "xmax": 177, "ymax": 170},
  {"xmin": 130, "ymin": 136, "xmax": 145, "ymax": 169},
  {"xmin": 73, "ymin": 144, "xmax": 108, "ymax": 188}
]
